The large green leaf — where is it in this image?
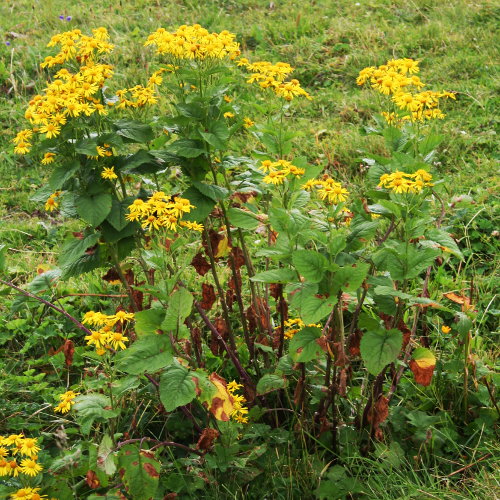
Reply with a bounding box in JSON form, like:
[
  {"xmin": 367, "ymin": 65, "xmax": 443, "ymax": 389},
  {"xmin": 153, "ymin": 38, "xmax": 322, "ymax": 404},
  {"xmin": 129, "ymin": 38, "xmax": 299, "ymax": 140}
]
[
  {"xmin": 113, "ymin": 120, "xmax": 154, "ymax": 143},
  {"xmin": 107, "ymin": 197, "xmax": 134, "ymax": 232},
  {"xmin": 191, "ymin": 181, "xmax": 228, "ymax": 202},
  {"xmin": 289, "ymin": 326, "xmax": 324, "ymax": 362},
  {"xmin": 182, "ymin": 186, "xmax": 216, "ymax": 222},
  {"xmin": 134, "ymin": 309, "xmax": 166, "ymax": 336},
  {"xmin": 75, "ymin": 193, "xmax": 112, "ymax": 227},
  {"xmin": 299, "ymin": 294, "xmax": 337, "ymax": 324},
  {"xmin": 227, "ymin": 207, "xmax": 259, "ymax": 230},
  {"xmin": 73, "ymin": 394, "xmax": 119, "ymax": 435},
  {"xmin": 49, "ymin": 161, "xmax": 80, "ymax": 190},
  {"xmin": 331, "ymin": 262, "xmax": 370, "ymax": 294},
  {"xmin": 162, "ymin": 288, "xmax": 194, "ymax": 332},
  {"xmin": 256, "ymin": 374, "xmax": 287, "ymax": 395},
  {"xmin": 169, "ymin": 138, "xmax": 205, "ymax": 158},
  {"xmin": 118, "ymin": 444, "xmax": 160, "ymax": 500},
  {"xmin": 115, "ymin": 335, "xmax": 173, "ymax": 375},
  {"xmin": 360, "ymin": 328, "xmax": 403, "ymax": 375},
  {"xmin": 292, "ymin": 250, "xmax": 328, "ymax": 283},
  {"xmin": 425, "ymin": 228, "xmax": 463, "ymax": 260},
  {"xmin": 250, "ymin": 268, "xmax": 297, "ymax": 284},
  {"xmin": 159, "ymin": 363, "xmax": 196, "ymax": 411}
]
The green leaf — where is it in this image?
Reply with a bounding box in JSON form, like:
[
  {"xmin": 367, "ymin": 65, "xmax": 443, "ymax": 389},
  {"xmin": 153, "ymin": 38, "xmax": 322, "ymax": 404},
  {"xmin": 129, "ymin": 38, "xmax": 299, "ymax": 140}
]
[
  {"xmin": 191, "ymin": 181, "xmax": 228, "ymax": 202},
  {"xmin": 115, "ymin": 335, "xmax": 173, "ymax": 375},
  {"xmin": 97, "ymin": 434, "xmax": 116, "ymax": 476},
  {"xmin": 250, "ymin": 268, "xmax": 297, "ymax": 284},
  {"xmin": 360, "ymin": 328, "xmax": 403, "ymax": 375},
  {"xmin": 118, "ymin": 444, "xmax": 160, "ymax": 500},
  {"xmin": 256, "ymin": 374, "xmax": 286, "ymax": 395},
  {"xmin": 227, "ymin": 207, "xmax": 259, "ymax": 230},
  {"xmin": 107, "ymin": 197, "xmax": 134, "ymax": 232},
  {"xmin": 159, "ymin": 363, "xmax": 196, "ymax": 411},
  {"xmin": 425, "ymin": 228, "xmax": 463, "ymax": 260},
  {"xmin": 182, "ymin": 186, "xmax": 216, "ymax": 222},
  {"xmin": 27, "ymin": 269, "xmax": 61, "ymax": 294},
  {"xmin": 75, "ymin": 193, "xmax": 112, "ymax": 227},
  {"xmin": 49, "ymin": 161, "xmax": 80, "ymax": 190},
  {"xmin": 75, "ymin": 137, "xmax": 99, "ymax": 156},
  {"xmin": 455, "ymin": 312, "xmax": 472, "ymax": 336},
  {"xmin": 73, "ymin": 394, "xmax": 120, "ymax": 435},
  {"xmin": 113, "ymin": 120, "xmax": 154, "ymax": 143},
  {"xmin": 418, "ymin": 134, "xmax": 444, "ymax": 156},
  {"xmin": 299, "ymin": 294, "xmax": 337, "ymax": 324},
  {"xmin": 134, "ymin": 309, "xmax": 166, "ymax": 336},
  {"xmin": 200, "ymin": 131, "xmax": 226, "ymax": 150},
  {"xmin": 292, "ymin": 250, "xmax": 328, "ymax": 283},
  {"xmin": 59, "ymin": 233, "xmax": 100, "ymax": 267},
  {"xmin": 331, "ymin": 262, "xmax": 370, "ymax": 294},
  {"xmin": 176, "ymin": 102, "xmax": 204, "ymax": 119},
  {"xmin": 119, "ymin": 150, "xmax": 161, "ymax": 174},
  {"xmin": 162, "ymin": 288, "xmax": 194, "ymax": 332},
  {"xmin": 289, "ymin": 327, "xmax": 324, "ymax": 362},
  {"xmin": 169, "ymin": 139, "xmax": 205, "ymax": 158}
]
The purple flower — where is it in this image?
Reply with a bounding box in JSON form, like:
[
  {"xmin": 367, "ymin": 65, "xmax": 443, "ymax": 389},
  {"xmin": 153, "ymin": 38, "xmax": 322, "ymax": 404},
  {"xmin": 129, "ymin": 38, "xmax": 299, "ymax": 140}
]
[
  {"xmin": 66, "ymin": 16, "xmax": 72, "ymax": 21},
  {"xmin": 5, "ymin": 41, "xmax": 11, "ymax": 46},
  {"xmin": 59, "ymin": 14, "xmax": 64, "ymax": 20}
]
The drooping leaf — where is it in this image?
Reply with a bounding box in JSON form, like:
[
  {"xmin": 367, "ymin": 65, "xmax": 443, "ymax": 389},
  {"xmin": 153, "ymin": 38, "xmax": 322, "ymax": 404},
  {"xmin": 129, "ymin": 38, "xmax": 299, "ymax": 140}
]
[
  {"xmin": 115, "ymin": 335, "xmax": 173, "ymax": 375},
  {"xmin": 182, "ymin": 186, "xmax": 216, "ymax": 222},
  {"xmin": 289, "ymin": 327, "xmax": 323, "ymax": 362},
  {"xmin": 250, "ymin": 268, "xmax": 297, "ymax": 284},
  {"xmin": 292, "ymin": 250, "xmax": 328, "ymax": 283},
  {"xmin": 409, "ymin": 347, "xmax": 436, "ymax": 386},
  {"xmin": 134, "ymin": 309, "xmax": 166, "ymax": 336},
  {"xmin": 75, "ymin": 193, "xmax": 112, "ymax": 227},
  {"xmin": 118, "ymin": 444, "xmax": 160, "ymax": 500},
  {"xmin": 162, "ymin": 287, "xmax": 194, "ymax": 332},
  {"xmin": 159, "ymin": 363, "xmax": 196, "ymax": 411},
  {"xmin": 113, "ymin": 120, "xmax": 154, "ymax": 143},
  {"xmin": 227, "ymin": 207, "xmax": 259, "ymax": 230},
  {"xmin": 107, "ymin": 197, "xmax": 134, "ymax": 232},
  {"xmin": 360, "ymin": 328, "xmax": 403, "ymax": 375},
  {"xmin": 207, "ymin": 373, "xmax": 234, "ymax": 421},
  {"xmin": 97, "ymin": 434, "xmax": 116, "ymax": 476},
  {"xmin": 256, "ymin": 374, "xmax": 287, "ymax": 395}
]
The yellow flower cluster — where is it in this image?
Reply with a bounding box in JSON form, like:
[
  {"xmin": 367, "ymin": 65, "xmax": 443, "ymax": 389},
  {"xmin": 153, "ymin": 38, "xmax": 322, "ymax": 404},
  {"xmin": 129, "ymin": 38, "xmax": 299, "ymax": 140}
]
[
  {"xmin": 41, "ymin": 27, "xmax": 113, "ymax": 68},
  {"xmin": 9, "ymin": 487, "xmax": 46, "ymax": 500},
  {"xmin": 282, "ymin": 318, "xmax": 321, "ymax": 340},
  {"xmin": 44, "ymin": 191, "xmax": 61, "ymax": 212},
  {"xmin": 227, "ymin": 381, "xmax": 249, "ymax": 424},
  {"xmin": 238, "ymin": 58, "xmax": 311, "ymax": 101},
  {"xmin": 357, "ymin": 58, "xmax": 455, "ymax": 124},
  {"xmin": 14, "ymin": 28, "xmax": 160, "ymax": 158},
  {"xmin": 0, "ymin": 434, "xmax": 43, "ymax": 478},
  {"xmin": 126, "ymin": 191, "xmax": 202, "ymax": 232},
  {"xmin": 54, "ymin": 390, "xmax": 79, "ymax": 414},
  {"xmin": 259, "ymin": 159, "xmax": 306, "ymax": 185},
  {"xmin": 378, "ymin": 169, "xmax": 433, "ymax": 194},
  {"xmin": 302, "ymin": 176, "xmax": 349, "ymax": 204},
  {"xmin": 145, "ymin": 24, "xmax": 240, "ymax": 61},
  {"xmin": 82, "ymin": 310, "xmax": 135, "ymax": 354}
]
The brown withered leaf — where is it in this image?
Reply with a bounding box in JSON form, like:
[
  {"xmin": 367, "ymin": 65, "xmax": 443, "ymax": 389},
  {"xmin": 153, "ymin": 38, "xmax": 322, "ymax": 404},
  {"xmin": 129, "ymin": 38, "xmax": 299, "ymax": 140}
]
[
  {"xmin": 269, "ymin": 283, "xmax": 282, "ymax": 300},
  {"xmin": 228, "ymin": 271, "xmax": 242, "ymax": 292},
  {"xmin": 196, "ymin": 428, "xmax": 220, "ymax": 451},
  {"xmin": 102, "ymin": 268, "xmax": 121, "ymax": 284},
  {"xmin": 231, "ymin": 247, "xmax": 245, "ymax": 270},
  {"xmin": 231, "ymin": 191, "xmax": 258, "ymax": 204},
  {"xmin": 191, "ymin": 252, "xmax": 210, "ymax": 276},
  {"xmin": 143, "ymin": 461, "xmax": 160, "ymax": 479},
  {"xmin": 348, "ymin": 329, "xmax": 362, "ymax": 357},
  {"xmin": 200, "ymin": 283, "xmax": 216, "ymax": 311},
  {"xmin": 338, "ymin": 368, "xmax": 348, "ymax": 397},
  {"xmin": 367, "ymin": 395, "xmax": 389, "ymax": 440},
  {"xmin": 63, "ymin": 339, "xmax": 75, "ymax": 368},
  {"xmin": 409, "ymin": 360, "xmax": 434, "ymax": 386},
  {"xmin": 85, "ymin": 470, "xmax": 100, "ymax": 489},
  {"xmin": 316, "ymin": 336, "xmax": 328, "ymax": 353},
  {"xmin": 332, "ymin": 342, "xmax": 349, "ymax": 367}
]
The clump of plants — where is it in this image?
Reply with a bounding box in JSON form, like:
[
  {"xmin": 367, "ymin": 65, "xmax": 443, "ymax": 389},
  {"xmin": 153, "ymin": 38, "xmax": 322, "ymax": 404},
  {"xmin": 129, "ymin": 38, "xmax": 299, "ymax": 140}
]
[{"xmin": 1, "ymin": 25, "xmax": 497, "ymax": 499}]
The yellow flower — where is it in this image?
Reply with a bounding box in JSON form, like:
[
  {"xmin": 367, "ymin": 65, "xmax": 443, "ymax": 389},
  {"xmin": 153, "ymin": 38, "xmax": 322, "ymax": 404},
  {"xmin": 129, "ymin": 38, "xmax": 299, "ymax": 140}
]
[
  {"xmin": 441, "ymin": 325, "xmax": 451, "ymax": 334},
  {"xmin": 101, "ymin": 166, "xmax": 118, "ymax": 180},
  {"xmin": 14, "ymin": 141, "xmax": 31, "ymax": 155},
  {"xmin": 19, "ymin": 458, "xmax": 43, "ymax": 477},
  {"xmin": 109, "ymin": 332, "xmax": 129, "ymax": 350},
  {"xmin": 84, "ymin": 329, "xmax": 108, "ymax": 349},
  {"xmin": 19, "ymin": 438, "xmax": 41, "ymax": 458},
  {"xmin": 227, "ymin": 380, "xmax": 243, "ymax": 393},
  {"xmin": 243, "ymin": 117, "xmax": 254, "ymax": 128},
  {"xmin": 223, "ymin": 111, "xmax": 235, "ymax": 118},
  {"xmin": 41, "ymin": 152, "xmax": 56, "ymax": 164},
  {"xmin": 263, "ymin": 170, "xmax": 286, "ymax": 185},
  {"xmin": 39, "ymin": 122, "xmax": 61, "ymax": 139},
  {"xmin": 180, "ymin": 221, "xmax": 204, "ymax": 232},
  {"xmin": 107, "ymin": 310, "xmax": 135, "ymax": 325}
]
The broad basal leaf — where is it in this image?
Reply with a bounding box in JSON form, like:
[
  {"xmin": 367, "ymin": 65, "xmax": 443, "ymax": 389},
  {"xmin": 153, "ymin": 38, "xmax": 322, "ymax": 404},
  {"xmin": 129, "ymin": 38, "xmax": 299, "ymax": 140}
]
[
  {"xmin": 292, "ymin": 250, "xmax": 328, "ymax": 283},
  {"xmin": 289, "ymin": 326, "xmax": 324, "ymax": 363},
  {"xmin": 159, "ymin": 363, "xmax": 196, "ymax": 412},
  {"xmin": 75, "ymin": 193, "xmax": 112, "ymax": 227},
  {"xmin": 360, "ymin": 328, "xmax": 402, "ymax": 375}
]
